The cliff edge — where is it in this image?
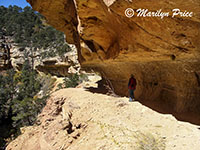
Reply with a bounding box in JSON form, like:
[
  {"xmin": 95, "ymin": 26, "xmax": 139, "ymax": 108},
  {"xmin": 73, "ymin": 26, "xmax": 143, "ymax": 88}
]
[{"xmin": 7, "ymin": 88, "xmax": 200, "ymax": 150}]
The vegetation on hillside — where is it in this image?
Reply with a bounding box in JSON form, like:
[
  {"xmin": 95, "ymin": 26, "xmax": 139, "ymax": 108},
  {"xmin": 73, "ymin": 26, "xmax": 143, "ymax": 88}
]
[
  {"xmin": 0, "ymin": 5, "xmax": 71, "ymax": 148},
  {"xmin": 0, "ymin": 5, "xmax": 71, "ymax": 58},
  {"xmin": 56, "ymin": 73, "xmax": 89, "ymax": 90},
  {"xmin": 0, "ymin": 59, "xmax": 53, "ymax": 148},
  {"xmin": 0, "ymin": 5, "xmax": 89, "ymax": 149}
]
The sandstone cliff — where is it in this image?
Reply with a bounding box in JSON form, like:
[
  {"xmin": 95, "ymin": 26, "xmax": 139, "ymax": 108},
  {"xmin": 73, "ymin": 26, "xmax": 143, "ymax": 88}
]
[
  {"xmin": 6, "ymin": 88, "xmax": 200, "ymax": 150},
  {"xmin": 27, "ymin": 0, "xmax": 200, "ymax": 114},
  {"xmin": 0, "ymin": 34, "xmax": 79, "ymax": 76}
]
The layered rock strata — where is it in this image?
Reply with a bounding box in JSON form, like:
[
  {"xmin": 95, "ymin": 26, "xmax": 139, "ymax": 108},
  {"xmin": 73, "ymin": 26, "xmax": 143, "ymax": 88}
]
[{"xmin": 27, "ymin": 0, "xmax": 200, "ymax": 113}]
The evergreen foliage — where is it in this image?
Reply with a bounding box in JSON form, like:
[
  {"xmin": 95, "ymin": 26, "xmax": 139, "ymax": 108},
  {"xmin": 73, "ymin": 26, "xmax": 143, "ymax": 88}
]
[
  {"xmin": 11, "ymin": 58, "xmax": 42, "ymax": 128},
  {"xmin": 0, "ymin": 59, "xmax": 51, "ymax": 147},
  {"xmin": 0, "ymin": 5, "xmax": 71, "ymax": 148},
  {"xmin": 0, "ymin": 5, "xmax": 71, "ymax": 58},
  {"xmin": 0, "ymin": 69, "xmax": 15, "ymax": 123},
  {"xmin": 64, "ymin": 73, "xmax": 80, "ymax": 88}
]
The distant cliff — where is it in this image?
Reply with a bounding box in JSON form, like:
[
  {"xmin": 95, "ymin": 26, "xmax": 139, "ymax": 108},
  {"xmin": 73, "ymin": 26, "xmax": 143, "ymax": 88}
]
[{"xmin": 0, "ymin": 6, "xmax": 79, "ymax": 76}]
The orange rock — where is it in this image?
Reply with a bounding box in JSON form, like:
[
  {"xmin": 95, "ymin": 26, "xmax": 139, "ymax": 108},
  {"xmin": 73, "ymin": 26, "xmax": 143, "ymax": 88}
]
[{"xmin": 26, "ymin": 0, "xmax": 200, "ymax": 113}]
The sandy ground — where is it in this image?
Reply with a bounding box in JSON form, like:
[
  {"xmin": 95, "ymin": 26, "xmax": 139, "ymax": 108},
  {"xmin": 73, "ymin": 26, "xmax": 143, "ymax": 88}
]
[{"xmin": 7, "ymin": 88, "xmax": 200, "ymax": 150}]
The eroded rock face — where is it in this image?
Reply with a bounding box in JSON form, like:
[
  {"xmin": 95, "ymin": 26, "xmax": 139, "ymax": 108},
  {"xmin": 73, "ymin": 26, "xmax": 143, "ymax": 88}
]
[
  {"xmin": 36, "ymin": 44, "xmax": 80, "ymax": 76},
  {"xmin": 0, "ymin": 34, "xmax": 80, "ymax": 76},
  {"xmin": 27, "ymin": 0, "xmax": 200, "ymax": 113},
  {"xmin": 6, "ymin": 89, "xmax": 200, "ymax": 150}
]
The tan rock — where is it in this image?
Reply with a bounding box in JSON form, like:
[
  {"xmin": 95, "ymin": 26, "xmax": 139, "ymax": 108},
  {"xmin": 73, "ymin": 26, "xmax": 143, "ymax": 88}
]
[
  {"xmin": 6, "ymin": 88, "xmax": 200, "ymax": 150},
  {"xmin": 27, "ymin": 0, "xmax": 200, "ymax": 113}
]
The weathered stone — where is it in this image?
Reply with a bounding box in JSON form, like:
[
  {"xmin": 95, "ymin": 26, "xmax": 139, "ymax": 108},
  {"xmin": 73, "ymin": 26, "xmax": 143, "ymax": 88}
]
[
  {"xmin": 6, "ymin": 89, "xmax": 200, "ymax": 150},
  {"xmin": 27, "ymin": 0, "xmax": 200, "ymax": 113}
]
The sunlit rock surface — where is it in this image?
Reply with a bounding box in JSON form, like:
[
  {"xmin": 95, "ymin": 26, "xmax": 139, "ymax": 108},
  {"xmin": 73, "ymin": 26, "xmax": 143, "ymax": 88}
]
[
  {"xmin": 27, "ymin": 0, "xmax": 200, "ymax": 113},
  {"xmin": 6, "ymin": 89, "xmax": 200, "ymax": 150}
]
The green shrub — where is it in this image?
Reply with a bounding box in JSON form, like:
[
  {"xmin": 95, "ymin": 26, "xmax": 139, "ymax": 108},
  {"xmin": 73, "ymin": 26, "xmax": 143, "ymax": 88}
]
[
  {"xmin": 79, "ymin": 73, "xmax": 89, "ymax": 82},
  {"xmin": 0, "ymin": 60, "xmax": 54, "ymax": 147},
  {"xmin": 56, "ymin": 83, "xmax": 64, "ymax": 91},
  {"xmin": 64, "ymin": 73, "xmax": 79, "ymax": 88},
  {"xmin": 0, "ymin": 5, "xmax": 71, "ymax": 59}
]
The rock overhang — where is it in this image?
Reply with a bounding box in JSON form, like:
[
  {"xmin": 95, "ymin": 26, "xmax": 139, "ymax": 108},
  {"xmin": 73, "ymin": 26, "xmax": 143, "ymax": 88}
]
[{"xmin": 27, "ymin": 0, "xmax": 200, "ymax": 114}]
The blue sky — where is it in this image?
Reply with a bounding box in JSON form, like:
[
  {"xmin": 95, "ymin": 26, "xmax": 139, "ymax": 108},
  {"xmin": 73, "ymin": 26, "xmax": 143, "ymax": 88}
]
[{"xmin": 0, "ymin": 0, "xmax": 31, "ymax": 8}]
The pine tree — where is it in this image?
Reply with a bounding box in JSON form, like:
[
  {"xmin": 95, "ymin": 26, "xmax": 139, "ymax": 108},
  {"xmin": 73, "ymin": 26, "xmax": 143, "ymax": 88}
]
[
  {"xmin": 0, "ymin": 69, "xmax": 15, "ymax": 122},
  {"xmin": 0, "ymin": 5, "xmax": 71, "ymax": 58},
  {"xmin": 12, "ymin": 58, "xmax": 41, "ymax": 128}
]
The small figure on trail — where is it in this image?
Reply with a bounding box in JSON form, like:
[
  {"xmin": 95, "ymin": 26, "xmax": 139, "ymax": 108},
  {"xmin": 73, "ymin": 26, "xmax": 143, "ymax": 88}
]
[{"xmin": 128, "ymin": 74, "xmax": 137, "ymax": 102}]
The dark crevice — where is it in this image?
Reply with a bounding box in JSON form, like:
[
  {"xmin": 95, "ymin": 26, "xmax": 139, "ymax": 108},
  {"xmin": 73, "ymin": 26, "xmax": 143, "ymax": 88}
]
[
  {"xmin": 136, "ymin": 43, "xmax": 155, "ymax": 52},
  {"xmin": 99, "ymin": 44, "xmax": 104, "ymax": 51},
  {"xmin": 83, "ymin": 40, "xmax": 97, "ymax": 53},
  {"xmin": 66, "ymin": 121, "xmax": 73, "ymax": 134},
  {"xmin": 154, "ymin": 82, "xmax": 158, "ymax": 86},
  {"xmin": 178, "ymin": 33, "xmax": 186, "ymax": 38},
  {"xmin": 76, "ymin": 124, "xmax": 81, "ymax": 129},
  {"xmin": 171, "ymin": 54, "xmax": 176, "ymax": 60},
  {"xmin": 88, "ymin": 16, "xmax": 98, "ymax": 22},
  {"xmin": 195, "ymin": 72, "xmax": 200, "ymax": 87},
  {"xmin": 176, "ymin": 46, "xmax": 188, "ymax": 52}
]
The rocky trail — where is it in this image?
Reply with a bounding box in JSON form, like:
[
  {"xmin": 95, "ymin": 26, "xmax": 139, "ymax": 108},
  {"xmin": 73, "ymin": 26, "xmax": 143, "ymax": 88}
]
[{"xmin": 7, "ymin": 88, "xmax": 200, "ymax": 150}]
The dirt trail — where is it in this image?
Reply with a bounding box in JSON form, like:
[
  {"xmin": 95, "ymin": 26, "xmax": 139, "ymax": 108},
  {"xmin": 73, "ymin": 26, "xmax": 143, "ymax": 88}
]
[{"xmin": 7, "ymin": 88, "xmax": 200, "ymax": 150}]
